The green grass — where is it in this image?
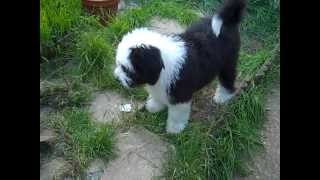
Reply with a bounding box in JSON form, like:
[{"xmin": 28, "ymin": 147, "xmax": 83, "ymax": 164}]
[
  {"xmin": 75, "ymin": 31, "xmax": 114, "ymax": 81},
  {"xmin": 40, "ymin": 0, "xmax": 82, "ymax": 58},
  {"xmin": 105, "ymin": 0, "xmax": 199, "ymax": 43},
  {"xmin": 40, "ymin": 0, "xmax": 82, "ymax": 43},
  {"xmin": 40, "ymin": 79, "xmax": 92, "ymax": 109},
  {"xmin": 203, "ymin": 89, "xmax": 266, "ymax": 179},
  {"xmin": 43, "ymin": 107, "xmax": 116, "ymax": 175},
  {"xmin": 164, "ymin": 122, "xmax": 212, "ymax": 180},
  {"xmin": 238, "ymin": 49, "xmax": 272, "ymax": 80}
]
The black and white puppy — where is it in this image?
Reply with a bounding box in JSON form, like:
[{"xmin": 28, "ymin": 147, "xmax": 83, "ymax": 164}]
[{"xmin": 114, "ymin": 0, "xmax": 246, "ymax": 133}]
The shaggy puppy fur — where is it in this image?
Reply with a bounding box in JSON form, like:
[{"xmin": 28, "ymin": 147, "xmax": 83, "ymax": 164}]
[{"xmin": 114, "ymin": 0, "xmax": 246, "ymax": 133}]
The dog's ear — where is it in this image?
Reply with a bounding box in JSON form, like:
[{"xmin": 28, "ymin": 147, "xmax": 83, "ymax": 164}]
[{"xmin": 129, "ymin": 45, "xmax": 164, "ymax": 85}]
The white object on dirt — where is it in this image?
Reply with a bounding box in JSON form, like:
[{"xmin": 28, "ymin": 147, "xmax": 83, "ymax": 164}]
[{"xmin": 120, "ymin": 104, "xmax": 132, "ymax": 112}]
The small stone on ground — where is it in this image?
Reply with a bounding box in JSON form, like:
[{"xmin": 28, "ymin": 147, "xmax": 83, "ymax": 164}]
[
  {"xmin": 101, "ymin": 126, "xmax": 172, "ymax": 180},
  {"xmin": 89, "ymin": 91, "xmax": 142, "ymax": 123},
  {"xmin": 40, "ymin": 128, "xmax": 55, "ymax": 143}
]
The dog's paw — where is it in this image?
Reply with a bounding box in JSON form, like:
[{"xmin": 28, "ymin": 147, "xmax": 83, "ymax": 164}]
[
  {"xmin": 213, "ymin": 86, "xmax": 235, "ymax": 104},
  {"xmin": 213, "ymin": 93, "xmax": 234, "ymax": 104},
  {"xmin": 166, "ymin": 121, "xmax": 186, "ymax": 134},
  {"xmin": 145, "ymin": 98, "xmax": 165, "ymax": 113}
]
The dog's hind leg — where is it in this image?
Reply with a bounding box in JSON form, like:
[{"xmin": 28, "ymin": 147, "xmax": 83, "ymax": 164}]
[{"xmin": 214, "ymin": 61, "xmax": 236, "ymax": 104}]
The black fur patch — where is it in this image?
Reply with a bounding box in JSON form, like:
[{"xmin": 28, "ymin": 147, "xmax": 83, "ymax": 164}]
[
  {"xmin": 218, "ymin": 0, "xmax": 246, "ymax": 26},
  {"xmin": 169, "ymin": 16, "xmax": 241, "ymax": 104},
  {"xmin": 128, "ymin": 45, "xmax": 164, "ymax": 86}
]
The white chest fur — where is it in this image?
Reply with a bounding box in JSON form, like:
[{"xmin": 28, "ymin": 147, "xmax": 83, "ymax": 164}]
[{"xmin": 145, "ymin": 79, "xmax": 169, "ymax": 105}]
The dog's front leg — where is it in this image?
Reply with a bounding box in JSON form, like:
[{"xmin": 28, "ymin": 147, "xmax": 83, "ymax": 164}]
[
  {"xmin": 166, "ymin": 101, "xmax": 191, "ymax": 134},
  {"xmin": 145, "ymin": 96, "xmax": 166, "ymax": 113}
]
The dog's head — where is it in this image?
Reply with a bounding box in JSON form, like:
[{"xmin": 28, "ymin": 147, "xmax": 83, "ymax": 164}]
[{"xmin": 114, "ymin": 43, "xmax": 164, "ymax": 88}]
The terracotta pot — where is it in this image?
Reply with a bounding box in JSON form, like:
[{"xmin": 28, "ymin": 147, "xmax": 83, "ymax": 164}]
[{"xmin": 82, "ymin": 0, "xmax": 120, "ymax": 25}]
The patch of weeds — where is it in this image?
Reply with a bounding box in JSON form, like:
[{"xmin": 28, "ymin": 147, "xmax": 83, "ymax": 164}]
[
  {"xmin": 130, "ymin": 109, "xmax": 168, "ymax": 134},
  {"xmin": 241, "ymin": 0, "xmax": 279, "ymax": 44},
  {"xmin": 159, "ymin": 85, "xmax": 266, "ymax": 180},
  {"xmin": 40, "ymin": 56, "xmax": 70, "ymax": 79},
  {"xmin": 40, "ymin": 9, "xmax": 52, "ymax": 46},
  {"xmin": 105, "ymin": 7, "xmax": 152, "ymax": 43},
  {"xmin": 162, "ymin": 0, "xmax": 223, "ymax": 15},
  {"xmin": 40, "ymin": 0, "xmax": 82, "ymax": 59},
  {"xmin": 41, "ymin": 16, "xmax": 104, "ymax": 79},
  {"xmin": 40, "ymin": 79, "xmax": 92, "ymax": 109},
  {"xmin": 40, "ymin": 0, "xmax": 81, "ymax": 46},
  {"xmin": 253, "ymin": 49, "xmax": 280, "ymax": 91},
  {"xmin": 104, "ymin": 0, "xmax": 199, "ymax": 44},
  {"xmin": 77, "ymin": 15, "xmax": 104, "ymax": 32},
  {"xmin": 145, "ymin": 1, "xmax": 199, "ymax": 25},
  {"xmin": 75, "ymin": 30, "xmax": 114, "ymax": 81},
  {"xmin": 44, "ymin": 107, "xmax": 116, "ymax": 175},
  {"xmin": 213, "ymin": 89, "xmax": 265, "ymax": 178},
  {"xmin": 164, "ymin": 122, "xmax": 212, "ymax": 180},
  {"xmin": 237, "ymin": 49, "xmax": 272, "ymax": 80}
]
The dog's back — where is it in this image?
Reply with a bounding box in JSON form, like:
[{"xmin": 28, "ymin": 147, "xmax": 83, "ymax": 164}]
[{"xmin": 171, "ymin": 0, "xmax": 246, "ymax": 103}]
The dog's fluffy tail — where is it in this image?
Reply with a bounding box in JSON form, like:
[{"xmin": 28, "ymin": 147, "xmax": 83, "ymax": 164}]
[{"xmin": 211, "ymin": 0, "xmax": 246, "ymax": 36}]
